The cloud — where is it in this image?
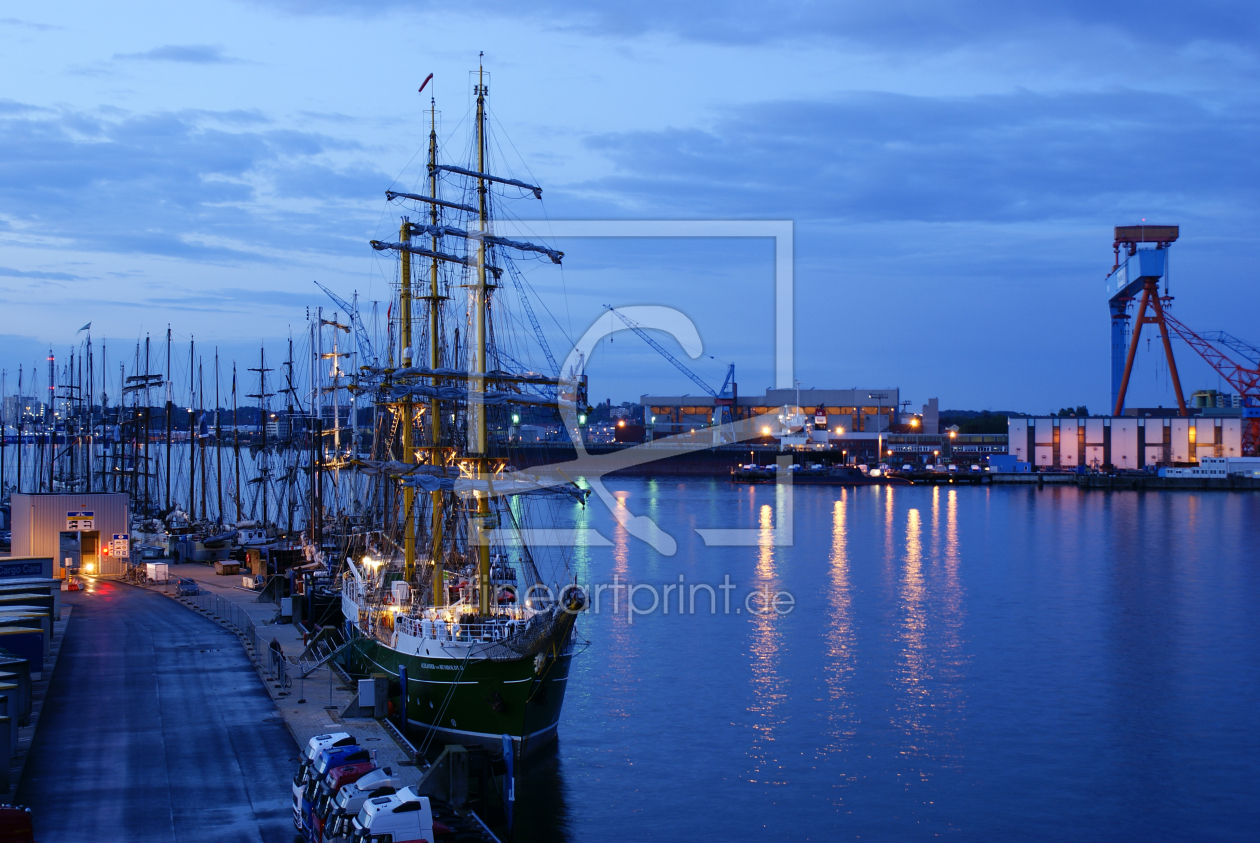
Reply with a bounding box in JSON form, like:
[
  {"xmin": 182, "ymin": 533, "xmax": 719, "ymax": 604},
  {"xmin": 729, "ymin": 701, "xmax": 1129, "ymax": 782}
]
[
  {"xmin": 0, "ymin": 18, "xmax": 60, "ymax": 32},
  {"xmin": 573, "ymin": 88, "xmax": 1260, "ymax": 224},
  {"xmin": 251, "ymin": 1, "xmax": 1260, "ymax": 52},
  {"xmin": 0, "ymin": 102, "xmax": 392, "ymax": 263},
  {"xmin": 113, "ymin": 44, "xmax": 241, "ymax": 64},
  {"xmin": 0, "ymin": 266, "xmax": 80, "ymax": 281}
]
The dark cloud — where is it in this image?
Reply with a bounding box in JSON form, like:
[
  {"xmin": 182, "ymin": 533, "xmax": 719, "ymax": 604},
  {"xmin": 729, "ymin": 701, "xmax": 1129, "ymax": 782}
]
[
  {"xmin": 0, "ymin": 18, "xmax": 60, "ymax": 32},
  {"xmin": 0, "ymin": 103, "xmax": 392, "ymax": 263},
  {"xmin": 252, "ymin": 1, "xmax": 1260, "ymax": 51},
  {"xmin": 0, "ymin": 266, "xmax": 80, "ymax": 281},
  {"xmin": 113, "ymin": 44, "xmax": 241, "ymax": 64},
  {"xmin": 573, "ymin": 89, "xmax": 1260, "ymax": 224}
]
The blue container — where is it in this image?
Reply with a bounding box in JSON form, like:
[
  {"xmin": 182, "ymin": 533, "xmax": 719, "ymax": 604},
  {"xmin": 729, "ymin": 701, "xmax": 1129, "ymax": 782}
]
[{"xmin": 0, "ymin": 629, "xmax": 43, "ymax": 678}]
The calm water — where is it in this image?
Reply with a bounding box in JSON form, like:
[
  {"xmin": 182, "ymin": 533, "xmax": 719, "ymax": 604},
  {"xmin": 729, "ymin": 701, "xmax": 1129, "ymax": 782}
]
[{"xmin": 515, "ymin": 480, "xmax": 1260, "ymax": 842}]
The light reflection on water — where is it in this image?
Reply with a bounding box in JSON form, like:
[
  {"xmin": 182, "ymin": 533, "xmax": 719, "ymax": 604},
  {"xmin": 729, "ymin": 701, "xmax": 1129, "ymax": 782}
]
[
  {"xmin": 745, "ymin": 501, "xmax": 787, "ymax": 785},
  {"xmin": 603, "ymin": 491, "xmax": 636, "ymax": 722},
  {"xmin": 822, "ymin": 493, "xmax": 855, "ymax": 759},
  {"xmin": 521, "ymin": 481, "xmax": 1260, "ymax": 842}
]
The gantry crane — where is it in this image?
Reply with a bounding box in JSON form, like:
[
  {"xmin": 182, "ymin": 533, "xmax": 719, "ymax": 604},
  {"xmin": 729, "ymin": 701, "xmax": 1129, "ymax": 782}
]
[
  {"xmin": 1108, "ymin": 225, "xmax": 1186, "ymax": 416},
  {"xmin": 1105, "ymin": 225, "xmax": 1260, "ymax": 454}
]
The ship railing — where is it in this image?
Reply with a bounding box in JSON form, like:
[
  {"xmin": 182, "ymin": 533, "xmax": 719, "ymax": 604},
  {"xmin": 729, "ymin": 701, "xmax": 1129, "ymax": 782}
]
[{"xmin": 396, "ymin": 612, "xmax": 545, "ymax": 644}]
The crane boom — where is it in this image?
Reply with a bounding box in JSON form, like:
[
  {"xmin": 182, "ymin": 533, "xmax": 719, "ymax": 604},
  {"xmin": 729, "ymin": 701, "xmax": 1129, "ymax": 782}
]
[
  {"xmin": 505, "ymin": 263, "xmax": 559, "ymax": 379},
  {"xmin": 1162, "ymin": 312, "xmax": 1260, "ymax": 398},
  {"xmin": 314, "ymin": 281, "xmax": 376, "ymax": 366},
  {"xmin": 604, "ymin": 306, "xmax": 716, "ymax": 397},
  {"xmin": 1202, "ymin": 331, "xmax": 1260, "ymax": 366}
]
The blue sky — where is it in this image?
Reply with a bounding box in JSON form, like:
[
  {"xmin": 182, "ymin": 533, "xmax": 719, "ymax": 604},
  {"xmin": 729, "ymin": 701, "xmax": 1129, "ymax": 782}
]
[{"xmin": 1, "ymin": 2, "xmax": 1258, "ymax": 412}]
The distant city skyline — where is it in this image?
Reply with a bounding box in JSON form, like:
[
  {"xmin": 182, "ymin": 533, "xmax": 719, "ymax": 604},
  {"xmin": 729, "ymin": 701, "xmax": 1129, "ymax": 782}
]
[{"xmin": 2, "ymin": 3, "xmax": 1258, "ymax": 413}]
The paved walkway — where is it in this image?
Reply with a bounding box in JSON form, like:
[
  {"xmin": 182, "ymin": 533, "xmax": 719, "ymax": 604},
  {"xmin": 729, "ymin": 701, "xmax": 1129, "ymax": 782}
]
[
  {"xmin": 159, "ymin": 564, "xmax": 420, "ymax": 783},
  {"xmin": 16, "ymin": 580, "xmax": 297, "ymax": 842}
]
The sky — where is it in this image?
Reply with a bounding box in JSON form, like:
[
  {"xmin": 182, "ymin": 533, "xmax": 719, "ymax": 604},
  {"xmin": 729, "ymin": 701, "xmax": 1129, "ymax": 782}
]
[{"xmin": 2, "ymin": 1, "xmax": 1259, "ymax": 413}]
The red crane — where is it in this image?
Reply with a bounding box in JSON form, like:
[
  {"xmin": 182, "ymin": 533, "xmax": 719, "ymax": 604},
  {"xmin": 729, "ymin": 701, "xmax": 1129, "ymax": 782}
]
[{"xmin": 1160, "ymin": 310, "xmax": 1260, "ymax": 455}]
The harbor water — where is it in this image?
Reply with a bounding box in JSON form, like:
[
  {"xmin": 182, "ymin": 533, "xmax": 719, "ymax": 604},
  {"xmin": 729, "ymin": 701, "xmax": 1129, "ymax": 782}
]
[{"xmin": 515, "ymin": 480, "xmax": 1260, "ymax": 841}]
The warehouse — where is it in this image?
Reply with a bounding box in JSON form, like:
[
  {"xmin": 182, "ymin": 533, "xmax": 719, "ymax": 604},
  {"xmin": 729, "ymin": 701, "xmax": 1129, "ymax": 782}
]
[
  {"xmin": 643, "ymin": 387, "xmax": 901, "ymax": 437},
  {"xmin": 8, "ymin": 493, "xmax": 131, "ymax": 578},
  {"xmin": 1007, "ymin": 417, "xmax": 1244, "ymax": 470}
]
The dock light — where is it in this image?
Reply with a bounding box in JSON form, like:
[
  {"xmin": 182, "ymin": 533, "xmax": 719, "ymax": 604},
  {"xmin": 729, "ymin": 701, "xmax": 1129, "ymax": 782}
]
[
  {"xmin": 617, "ymin": 420, "xmax": 625, "ymax": 427},
  {"xmin": 949, "ymin": 430, "xmax": 957, "ymax": 439},
  {"xmin": 834, "ymin": 427, "xmax": 844, "ymax": 435},
  {"xmin": 511, "ymin": 414, "xmax": 520, "ymax": 424},
  {"xmin": 761, "ymin": 426, "xmax": 771, "ymax": 435},
  {"xmin": 910, "ymin": 418, "xmax": 920, "ymax": 427}
]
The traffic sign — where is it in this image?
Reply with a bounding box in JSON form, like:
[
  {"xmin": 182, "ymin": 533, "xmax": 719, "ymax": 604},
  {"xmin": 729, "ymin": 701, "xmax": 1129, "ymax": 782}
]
[
  {"xmin": 66, "ymin": 511, "xmax": 94, "ymax": 531},
  {"xmin": 110, "ymin": 534, "xmax": 130, "ymax": 558}
]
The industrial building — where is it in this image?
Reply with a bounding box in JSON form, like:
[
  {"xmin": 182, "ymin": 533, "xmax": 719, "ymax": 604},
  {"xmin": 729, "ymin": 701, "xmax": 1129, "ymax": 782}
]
[
  {"xmin": 643, "ymin": 387, "xmax": 902, "ymax": 438},
  {"xmin": 8, "ymin": 493, "xmax": 131, "ymax": 578},
  {"xmin": 1008, "ymin": 417, "xmax": 1244, "ymax": 470}
]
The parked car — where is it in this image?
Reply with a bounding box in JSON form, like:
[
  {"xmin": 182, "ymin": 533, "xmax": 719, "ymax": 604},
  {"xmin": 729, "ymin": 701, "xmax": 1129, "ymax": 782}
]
[
  {"xmin": 901, "ymin": 464, "xmax": 914, "ymax": 472},
  {"xmin": 176, "ymin": 577, "xmax": 200, "ymax": 596}
]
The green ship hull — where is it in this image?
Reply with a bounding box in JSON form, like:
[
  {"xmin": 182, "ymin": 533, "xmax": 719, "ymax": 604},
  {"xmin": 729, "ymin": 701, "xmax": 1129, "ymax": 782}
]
[{"xmin": 343, "ymin": 622, "xmax": 576, "ymax": 757}]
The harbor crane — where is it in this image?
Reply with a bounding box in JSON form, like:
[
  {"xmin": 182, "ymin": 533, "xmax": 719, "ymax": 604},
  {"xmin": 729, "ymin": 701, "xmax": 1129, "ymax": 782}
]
[
  {"xmin": 1105, "ymin": 224, "xmax": 1260, "ymax": 454},
  {"xmin": 1159, "ymin": 314, "xmax": 1260, "ymax": 455},
  {"xmin": 602, "ymin": 305, "xmax": 737, "ymax": 439},
  {"xmin": 314, "ymin": 281, "xmax": 376, "ymax": 367}
]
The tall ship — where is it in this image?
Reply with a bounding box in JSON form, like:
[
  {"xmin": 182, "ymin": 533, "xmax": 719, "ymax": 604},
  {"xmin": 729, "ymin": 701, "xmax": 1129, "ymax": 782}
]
[{"xmin": 337, "ymin": 57, "xmax": 589, "ymax": 756}]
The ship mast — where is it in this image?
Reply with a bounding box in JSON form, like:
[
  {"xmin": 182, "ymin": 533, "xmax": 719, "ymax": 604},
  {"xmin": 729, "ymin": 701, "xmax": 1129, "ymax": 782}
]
[
  {"xmin": 400, "ymin": 214, "xmax": 416, "ymax": 582},
  {"xmin": 473, "ymin": 53, "xmax": 492, "ymax": 617},
  {"xmin": 426, "ymin": 96, "xmax": 446, "ymax": 606}
]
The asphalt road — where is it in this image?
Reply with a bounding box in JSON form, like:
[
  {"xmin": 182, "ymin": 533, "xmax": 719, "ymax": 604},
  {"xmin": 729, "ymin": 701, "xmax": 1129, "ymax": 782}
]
[{"xmin": 16, "ymin": 580, "xmax": 299, "ymax": 842}]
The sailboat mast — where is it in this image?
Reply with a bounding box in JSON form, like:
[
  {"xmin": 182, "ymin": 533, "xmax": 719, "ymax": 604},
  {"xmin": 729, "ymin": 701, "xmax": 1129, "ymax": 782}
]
[
  {"xmin": 259, "ymin": 347, "xmax": 269, "ymax": 527},
  {"xmin": 15, "ymin": 366, "xmax": 21, "ymax": 494},
  {"xmin": 400, "ymin": 215, "xmax": 416, "ymax": 582},
  {"xmin": 215, "ymin": 350, "xmax": 223, "ymax": 524},
  {"xmin": 199, "ymin": 358, "xmax": 206, "ymax": 520},
  {"xmin": 427, "ymin": 97, "xmax": 445, "ymax": 607},
  {"xmin": 47, "ymin": 349, "xmax": 54, "ymax": 493},
  {"xmin": 474, "ymin": 54, "xmax": 492, "ymax": 617},
  {"xmin": 233, "ymin": 363, "xmax": 240, "ymax": 523},
  {"xmin": 189, "ymin": 336, "xmax": 196, "ymax": 517},
  {"xmin": 165, "ymin": 326, "xmax": 172, "ymax": 511}
]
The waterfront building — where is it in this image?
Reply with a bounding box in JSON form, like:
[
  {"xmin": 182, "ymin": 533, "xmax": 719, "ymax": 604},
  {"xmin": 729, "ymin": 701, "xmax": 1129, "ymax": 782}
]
[
  {"xmin": 643, "ymin": 387, "xmax": 902, "ymax": 437},
  {"xmin": 1008, "ymin": 416, "xmax": 1244, "ymax": 470}
]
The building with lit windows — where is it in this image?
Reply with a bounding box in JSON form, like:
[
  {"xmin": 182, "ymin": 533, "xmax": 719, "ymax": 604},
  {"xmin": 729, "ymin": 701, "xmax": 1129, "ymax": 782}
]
[{"xmin": 642, "ymin": 388, "xmax": 902, "ymax": 438}]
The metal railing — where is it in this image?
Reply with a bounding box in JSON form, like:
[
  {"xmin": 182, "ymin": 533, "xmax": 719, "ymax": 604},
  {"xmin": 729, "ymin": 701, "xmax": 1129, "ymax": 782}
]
[
  {"xmin": 181, "ymin": 592, "xmax": 292, "ymax": 688},
  {"xmin": 395, "ymin": 612, "xmax": 543, "ymax": 644}
]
